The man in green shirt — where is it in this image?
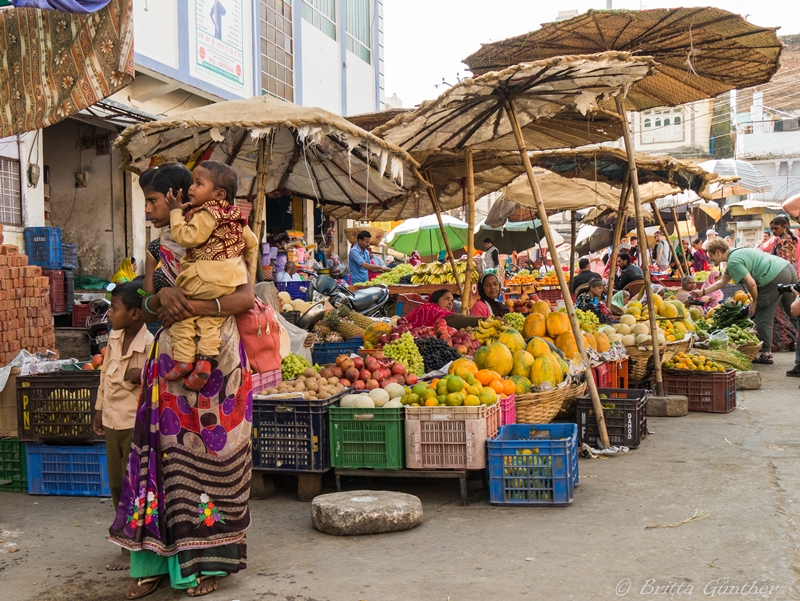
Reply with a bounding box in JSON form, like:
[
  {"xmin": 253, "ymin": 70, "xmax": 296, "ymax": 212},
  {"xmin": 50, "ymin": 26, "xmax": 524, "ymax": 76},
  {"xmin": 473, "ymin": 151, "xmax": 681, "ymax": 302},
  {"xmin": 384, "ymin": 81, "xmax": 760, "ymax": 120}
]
[{"xmin": 693, "ymin": 238, "xmax": 798, "ymax": 365}]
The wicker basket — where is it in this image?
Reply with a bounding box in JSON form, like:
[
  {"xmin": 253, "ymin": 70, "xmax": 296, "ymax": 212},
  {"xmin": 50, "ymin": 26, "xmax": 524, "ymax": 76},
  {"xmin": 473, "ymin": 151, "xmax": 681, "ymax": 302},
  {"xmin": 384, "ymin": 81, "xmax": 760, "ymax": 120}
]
[
  {"xmin": 515, "ymin": 382, "xmax": 587, "ymax": 425},
  {"xmin": 736, "ymin": 342, "xmax": 763, "ymax": 361},
  {"xmin": 345, "ymin": 227, "xmax": 385, "ymax": 245},
  {"xmin": 626, "ymin": 339, "xmax": 690, "ymax": 382}
]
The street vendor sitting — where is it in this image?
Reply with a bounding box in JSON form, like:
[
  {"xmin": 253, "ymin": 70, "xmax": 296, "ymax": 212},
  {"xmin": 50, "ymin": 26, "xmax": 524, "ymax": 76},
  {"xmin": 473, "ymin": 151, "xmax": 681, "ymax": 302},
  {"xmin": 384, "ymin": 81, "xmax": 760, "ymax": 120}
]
[
  {"xmin": 405, "ymin": 289, "xmax": 455, "ymax": 328},
  {"xmin": 674, "ymin": 276, "xmax": 697, "ymax": 304},
  {"xmin": 575, "ymin": 277, "xmax": 614, "ymax": 324}
]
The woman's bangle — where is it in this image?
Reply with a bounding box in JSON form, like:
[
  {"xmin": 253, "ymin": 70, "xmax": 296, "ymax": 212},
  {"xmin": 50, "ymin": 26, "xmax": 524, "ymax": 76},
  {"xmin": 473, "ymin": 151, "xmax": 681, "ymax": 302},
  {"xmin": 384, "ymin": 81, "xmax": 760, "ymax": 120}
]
[
  {"xmin": 214, "ymin": 298, "xmax": 221, "ymax": 317},
  {"xmin": 144, "ymin": 295, "xmax": 158, "ymax": 315}
]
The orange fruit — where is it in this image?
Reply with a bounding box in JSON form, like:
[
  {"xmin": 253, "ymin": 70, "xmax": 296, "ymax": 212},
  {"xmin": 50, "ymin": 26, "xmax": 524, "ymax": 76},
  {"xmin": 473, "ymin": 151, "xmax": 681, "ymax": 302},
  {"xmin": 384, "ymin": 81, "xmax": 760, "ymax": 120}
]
[
  {"xmin": 425, "ymin": 398, "xmax": 439, "ymax": 407},
  {"xmin": 490, "ymin": 379, "xmax": 505, "ymax": 394},
  {"xmin": 502, "ymin": 380, "xmax": 516, "ymax": 396},
  {"xmin": 475, "ymin": 369, "xmax": 495, "ymax": 386},
  {"xmin": 489, "ymin": 370, "xmax": 503, "ymax": 382}
]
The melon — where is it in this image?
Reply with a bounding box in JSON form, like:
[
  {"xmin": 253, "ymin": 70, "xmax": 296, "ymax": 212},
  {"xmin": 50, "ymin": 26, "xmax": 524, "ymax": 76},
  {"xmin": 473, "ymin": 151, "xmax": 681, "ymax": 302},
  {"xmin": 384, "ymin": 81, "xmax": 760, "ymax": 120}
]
[
  {"xmin": 619, "ymin": 314, "xmax": 636, "ymax": 327},
  {"xmin": 368, "ymin": 388, "xmax": 390, "ymax": 407},
  {"xmin": 383, "ymin": 399, "xmax": 403, "ymax": 408},
  {"xmin": 384, "ymin": 383, "xmax": 405, "ymax": 400},
  {"xmin": 278, "ymin": 291, "xmax": 292, "ymax": 304},
  {"xmin": 353, "ymin": 394, "xmax": 375, "ymax": 408},
  {"xmin": 632, "ymin": 324, "xmax": 650, "ymax": 336},
  {"xmin": 282, "ymin": 303, "xmax": 294, "ymax": 313},
  {"xmin": 635, "ymin": 334, "xmax": 651, "ymax": 345},
  {"xmin": 600, "ymin": 326, "xmax": 616, "ymax": 336},
  {"xmin": 614, "ymin": 323, "xmax": 631, "ymax": 336},
  {"xmin": 621, "ymin": 335, "xmax": 637, "ymax": 346},
  {"xmin": 341, "ymin": 394, "xmax": 362, "ymax": 408},
  {"xmin": 607, "ymin": 333, "xmax": 623, "ymax": 344}
]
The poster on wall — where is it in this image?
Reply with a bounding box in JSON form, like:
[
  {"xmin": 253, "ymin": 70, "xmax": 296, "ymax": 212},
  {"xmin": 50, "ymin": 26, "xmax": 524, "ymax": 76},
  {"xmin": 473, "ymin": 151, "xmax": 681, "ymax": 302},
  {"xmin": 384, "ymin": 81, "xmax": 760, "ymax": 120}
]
[{"xmin": 189, "ymin": 0, "xmax": 248, "ymax": 97}]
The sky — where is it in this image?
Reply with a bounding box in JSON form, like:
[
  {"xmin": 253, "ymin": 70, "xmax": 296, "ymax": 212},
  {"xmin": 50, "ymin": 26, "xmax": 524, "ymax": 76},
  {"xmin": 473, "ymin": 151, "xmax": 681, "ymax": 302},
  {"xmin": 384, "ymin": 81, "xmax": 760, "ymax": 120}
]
[{"xmin": 383, "ymin": 0, "xmax": 800, "ymax": 109}]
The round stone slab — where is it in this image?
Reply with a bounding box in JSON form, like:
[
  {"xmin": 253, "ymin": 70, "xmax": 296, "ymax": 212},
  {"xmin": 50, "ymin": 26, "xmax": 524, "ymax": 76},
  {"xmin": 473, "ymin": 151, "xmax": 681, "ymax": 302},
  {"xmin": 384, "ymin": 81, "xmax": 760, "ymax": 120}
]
[{"xmin": 311, "ymin": 490, "xmax": 423, "ymax": 536}]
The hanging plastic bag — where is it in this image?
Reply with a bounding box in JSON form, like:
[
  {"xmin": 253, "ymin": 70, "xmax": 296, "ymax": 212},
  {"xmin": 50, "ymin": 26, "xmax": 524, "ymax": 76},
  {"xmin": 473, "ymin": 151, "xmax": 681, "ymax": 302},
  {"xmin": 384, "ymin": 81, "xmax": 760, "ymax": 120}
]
[{"xmin": 709, "ymin": 329, "xmax": 729, "ymax": 351}]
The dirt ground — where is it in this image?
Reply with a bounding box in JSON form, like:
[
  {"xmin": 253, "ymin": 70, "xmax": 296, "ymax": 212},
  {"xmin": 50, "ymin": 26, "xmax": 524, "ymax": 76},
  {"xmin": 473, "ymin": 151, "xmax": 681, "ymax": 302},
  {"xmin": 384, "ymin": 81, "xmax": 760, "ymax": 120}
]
[{"xmin": 2, "ymin": 354, "xmax": 799, "ymax": 601}]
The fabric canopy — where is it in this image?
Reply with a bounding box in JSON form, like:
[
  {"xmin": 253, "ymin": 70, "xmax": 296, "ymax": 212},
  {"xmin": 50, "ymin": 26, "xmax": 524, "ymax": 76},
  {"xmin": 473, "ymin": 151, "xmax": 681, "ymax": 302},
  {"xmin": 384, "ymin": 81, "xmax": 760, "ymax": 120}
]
[
  {"xmin": 463, "ymin": 8, "xmax": 783, "ymax": 112},
  {"xmin": 372, "ymin": 52, "xmax": 654, "ymax": 154},
  {"xmin": 0, "ymin": 0, "xmax": 134, "ymax": 137},
  {"xmin": 115, "ymin": 95, "xmax": 428, "ymax": 221}
]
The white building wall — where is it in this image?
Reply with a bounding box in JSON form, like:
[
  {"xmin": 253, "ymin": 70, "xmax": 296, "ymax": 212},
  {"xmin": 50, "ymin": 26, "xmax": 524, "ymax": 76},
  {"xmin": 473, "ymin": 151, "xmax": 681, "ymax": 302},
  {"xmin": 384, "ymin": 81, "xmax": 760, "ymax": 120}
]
[
  {"xmin": 0, "ymin": 132, "xmax": 46, "ymax": 252},
  {"xmin": 628, "ymin": 100, "xmax": 713, "ymax": 156},
  {"xmin": 133, "ymin": 0, "xmax": 180, "ymax": 70},
  {"xmin": 345, "ymin": 54, "xmax": 377, "ymax": 116},
  {"xmin": 300, "ymin": 21, "xmax": 342, "ymax": 113}
]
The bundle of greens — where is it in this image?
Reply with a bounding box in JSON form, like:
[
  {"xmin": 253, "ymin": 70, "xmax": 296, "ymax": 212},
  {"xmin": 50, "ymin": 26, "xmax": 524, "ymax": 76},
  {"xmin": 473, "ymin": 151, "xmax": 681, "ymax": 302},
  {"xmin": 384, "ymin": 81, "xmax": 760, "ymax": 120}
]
[{"xmin": 695, "ymin": 349, "xmax": 753, "ymax": 371}]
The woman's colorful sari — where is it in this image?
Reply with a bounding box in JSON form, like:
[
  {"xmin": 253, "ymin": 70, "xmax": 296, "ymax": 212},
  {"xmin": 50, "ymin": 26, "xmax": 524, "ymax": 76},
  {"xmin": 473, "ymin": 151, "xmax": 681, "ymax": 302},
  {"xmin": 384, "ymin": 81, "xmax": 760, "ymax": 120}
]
[{"xmin": 109, "ymin": 317, "xmax": 253, "ymax": 579}]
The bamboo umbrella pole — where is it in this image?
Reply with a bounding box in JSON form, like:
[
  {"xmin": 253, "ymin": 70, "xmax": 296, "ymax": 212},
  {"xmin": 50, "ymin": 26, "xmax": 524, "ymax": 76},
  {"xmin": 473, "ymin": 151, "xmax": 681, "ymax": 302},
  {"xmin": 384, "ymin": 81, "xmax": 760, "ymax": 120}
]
[
  {"xmin": 252, "ymin": 132, "xmax": 274, "ymax": 245},
  {"xmin": 606, "ymin": 171, "xmax": 631, "ymax": 300},
  {"xmin": 424, "ymin": 170, "xmax": 465, "ymax": 299},
  {"xmin": 504, "ymin": 100, "xmax": 610, "ymax": 448},
  {"xmin": 652, "ymin": 202, "xmax": 683, "ymax": 277},
  {"xmin": 671, "ymin": 206, "xmax": 692, "ymax": 274},
  {"xmin": 615, "ymin": 96, "xmax": 663, "ymax": 395},
  {"xmin": 464, "ymin": 149, "xmax": 476, "ymax": 314},
  {"xmin": 569, "ymin": 211, "xmax": 577, "ymax": 288}
]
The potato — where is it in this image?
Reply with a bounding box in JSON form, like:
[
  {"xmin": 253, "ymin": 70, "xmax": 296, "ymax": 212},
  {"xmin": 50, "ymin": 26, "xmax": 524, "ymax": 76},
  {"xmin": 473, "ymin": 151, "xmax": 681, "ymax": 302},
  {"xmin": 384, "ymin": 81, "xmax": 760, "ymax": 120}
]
[
  {"xmin": 304, "ymin": 368, "xmax": 316, "ymax": 378},
  {"xmin": 327, "ymin": 377, "xmax": 339, "ymax": 386}
]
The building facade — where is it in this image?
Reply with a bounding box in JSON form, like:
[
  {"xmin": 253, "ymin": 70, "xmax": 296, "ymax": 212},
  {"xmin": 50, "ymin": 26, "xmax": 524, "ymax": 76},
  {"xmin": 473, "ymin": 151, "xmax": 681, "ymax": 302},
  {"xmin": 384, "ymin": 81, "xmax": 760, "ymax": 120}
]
[{"xmin": 0, "ymin": 0, "xmax": 384, "ymax": 277}]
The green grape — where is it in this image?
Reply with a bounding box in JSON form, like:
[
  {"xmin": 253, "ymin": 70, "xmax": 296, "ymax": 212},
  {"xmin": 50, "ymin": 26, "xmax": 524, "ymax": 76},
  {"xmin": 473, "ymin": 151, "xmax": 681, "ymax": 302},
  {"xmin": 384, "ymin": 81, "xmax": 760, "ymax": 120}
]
[
  {"xmin": 383, "ymin": 332, "xmax": 425, "ymax": 376},
  {"xmin": 281, "ymin": 354, "xmax": 311, "ymax": 380},
  {"xmin": 503, "ymin": 312, "xmax": 525, "ymax": 331}
]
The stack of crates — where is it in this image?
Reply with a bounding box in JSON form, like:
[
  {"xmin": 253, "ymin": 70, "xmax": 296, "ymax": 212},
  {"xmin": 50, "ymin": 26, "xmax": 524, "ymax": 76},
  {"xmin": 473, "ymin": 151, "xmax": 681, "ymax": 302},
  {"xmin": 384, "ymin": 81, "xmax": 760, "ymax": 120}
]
[
  {"xmin": 16, "ymin": 371, "xmax": 110, "ymax": 496},
  {"xmin": 24, "ymin": 227, "xmax": 75, "ymax": 314}
]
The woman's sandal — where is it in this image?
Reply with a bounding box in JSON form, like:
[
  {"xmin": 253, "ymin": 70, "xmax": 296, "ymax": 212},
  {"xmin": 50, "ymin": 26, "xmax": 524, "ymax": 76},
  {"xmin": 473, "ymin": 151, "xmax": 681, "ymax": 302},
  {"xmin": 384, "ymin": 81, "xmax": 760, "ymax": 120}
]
[
  {"xmin": 186, "ymin": 575, "xmax": 219, "ymax": 597},
  {"xmin": 753, "ymin": 354, "xmax": 774, "ymax": 365},
  {"xmin": 125, "ymin": 576, "xmax": 163, "ymax": 600}
]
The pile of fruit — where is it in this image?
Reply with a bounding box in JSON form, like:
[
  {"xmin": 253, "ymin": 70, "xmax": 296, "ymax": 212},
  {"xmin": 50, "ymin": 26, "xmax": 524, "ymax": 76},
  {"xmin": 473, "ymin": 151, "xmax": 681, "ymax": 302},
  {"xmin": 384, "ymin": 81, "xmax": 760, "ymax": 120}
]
[
  {"xmin": 278, "ymin": 291, "xmax": 311, "ymax": 315},
  {"xmin": 281, "ymin": 354, "xmax": 312, "ymax": 380},
  {"xmin": 502, "ymin": 312, "xmax": 525, "ymax": 331},
  {"xmin": 726, "ymin": 324, "xmax": 759, "ymax": 346},
  {"xmin": 503, "ymin": 296, "xmax": 548, "ymax": 315},
  {"xmin": 536, "ymin": 270, "xmax": 569, "ymax": 287},
  {"xmin": 663, "ymin": 352, "xmax": 727, "ymax": 373},
  {"xmin": 261, "ymin": 367, "xmax": 346, "ymax": 400},
  {"xmin": 471, "ymin": 317, "xmax": 513, "ymax": 346},
  {"xmin": 623, "ymin": 294, "xmax": 689, "ymax": 322},
  {"xmin": 415, "ymin": 338, "xmax": 462, "ymax": 373},
  {"xmin": 572, "ymin": 308, "xmax": 599, "ymax": 333},
  {"xmin": 507, "ymin": 273, "xmax": 538, "ymax": 286},
  {"xmin": 380, "ymin": 318, "xmax": 480, "ymax": 355},
  {"xmin": 601, "ymin": 314, "xmax": 667, "ymax": 347},
  {"xmin": 383, "ymin": 332, "xmax": 425, "ymax": 377},
  {"xmin": 409, "ymin": 261, "xmax": 479, "ymax": 285},
  {"xmin": 81, "ymin": 349, "xmax": 105, "ymax": 370},
  {"xmin": 400, "ymin": 358, "xmax": 511, "ymax": 407},
  {"xmin": 353, "ymin": 263, "xmax": 414, "ymax": 287},
  {"xmin": 340, "ymin": 387, "xmax": 405, "ymax": 408},
  {"xmin": 313, "ymin": 305, "xmax": 375, "ymax": 343}
]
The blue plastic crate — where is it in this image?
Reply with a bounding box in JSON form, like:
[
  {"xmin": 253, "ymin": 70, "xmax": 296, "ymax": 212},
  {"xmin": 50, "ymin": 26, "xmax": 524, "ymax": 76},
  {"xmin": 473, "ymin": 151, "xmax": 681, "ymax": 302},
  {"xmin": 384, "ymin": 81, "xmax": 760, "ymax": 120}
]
[
  {"xmin": 274, "ymin": 280, "xmax": 307, "ymax": 300},
  {"xmin": 311, "ymin": 338, "xmax": 362, "ymax": 365},
  {"xmin": 61, "ymin": 242, "xmax": 78, "ymax": 271},
  {"xmin": 26, "ymin": 443, "xmax": 110, "ymax": 497},
  {"xmin": 23, "ymin": 227, "xmax": 62, "ymax": 269},
  {"xmin": 487, "ymin": 424, "xmax": 578, "ymax": 506}
]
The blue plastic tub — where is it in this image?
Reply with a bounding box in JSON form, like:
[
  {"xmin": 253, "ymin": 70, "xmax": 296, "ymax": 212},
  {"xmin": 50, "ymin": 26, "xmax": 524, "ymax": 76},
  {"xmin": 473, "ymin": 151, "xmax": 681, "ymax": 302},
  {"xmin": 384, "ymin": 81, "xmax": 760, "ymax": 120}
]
[
  {"xmin": 311, "ymin": 338, "xmax": 362, "ymax": 365},
  {"xmin": 26, "ymin": 443, "xmax": 110, "ymax": 497},
  {"xmin": 24, "ymin": 227, "xmax": 62, "ymax": 269},
  {"xmin": 274, "ymin": 280, "xmax": 307, "ymax": 300},
  {"xmin": 487, "ymin": 423, "xmax": 578, "ymax": 506}
]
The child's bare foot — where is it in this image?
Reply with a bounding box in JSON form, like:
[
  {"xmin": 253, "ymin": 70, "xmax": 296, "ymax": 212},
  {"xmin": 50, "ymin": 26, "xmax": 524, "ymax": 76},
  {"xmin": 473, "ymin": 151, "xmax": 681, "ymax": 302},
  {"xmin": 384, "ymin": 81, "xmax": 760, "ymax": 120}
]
[
  {"xmin": 164, "ymin": 361, "xmax": 193, "ymax": 381},
  {"xmin": 106, "ymin": 553, "xmax": 130, "ymax": 571},
  {"xmin": 187, "ymin": 575, "xmax": 218, "ymax": 597}
]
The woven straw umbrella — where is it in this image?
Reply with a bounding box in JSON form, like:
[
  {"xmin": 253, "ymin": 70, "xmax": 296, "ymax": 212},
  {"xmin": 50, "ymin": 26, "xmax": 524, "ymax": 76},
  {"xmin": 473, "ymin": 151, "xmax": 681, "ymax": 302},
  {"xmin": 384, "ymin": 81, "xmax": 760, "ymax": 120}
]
[
  {"xmin": 463, "ymin": 8, "xmax": 782, "ymax": 394},
  {"xmin": 374, "ymin": 51, "xmax": 656, "ymax": 447}
]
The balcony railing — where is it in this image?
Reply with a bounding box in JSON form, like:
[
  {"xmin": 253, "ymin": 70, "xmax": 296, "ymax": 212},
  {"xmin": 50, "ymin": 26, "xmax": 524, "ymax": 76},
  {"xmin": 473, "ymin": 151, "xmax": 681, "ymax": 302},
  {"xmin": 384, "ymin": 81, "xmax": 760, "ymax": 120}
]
[{"xmin": 739, "ymin": 119, "xmax": 800, "ymax": 135}]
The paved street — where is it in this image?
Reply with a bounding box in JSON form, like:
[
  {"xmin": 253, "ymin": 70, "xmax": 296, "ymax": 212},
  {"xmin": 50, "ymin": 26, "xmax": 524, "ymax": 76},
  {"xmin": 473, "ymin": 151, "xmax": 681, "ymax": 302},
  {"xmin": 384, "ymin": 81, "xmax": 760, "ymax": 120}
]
[{"xmin": 2, "ymin": 354, "xmax": 799, "ymax": 601}]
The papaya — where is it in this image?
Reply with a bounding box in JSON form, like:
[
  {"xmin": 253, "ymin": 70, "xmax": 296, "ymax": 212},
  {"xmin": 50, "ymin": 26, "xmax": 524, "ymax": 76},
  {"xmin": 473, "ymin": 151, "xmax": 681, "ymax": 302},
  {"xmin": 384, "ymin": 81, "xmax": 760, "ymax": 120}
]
[
  {"xmin": 532, "ymin": 300, "xmax": 551, "ymax": 316},
  {"xmin": 665, "ymin": 300, "xmax": 687, "ymax": 319},
  {"xmin": 508, "ymin": 375, "xmax": 532, "ymax": 394},
  {"xmin": 362, "ymin": 322, "xmax": 392, "ymax": 345},
  {"xmin": 544, "ymin": 338, "xmax": 565, "ymax": 359},
  {"xmin": 478, "ymin": 342, "xmax": 513, "ymax": 377},
  {"xmin": 594, "ymin": 331, "xmax": 610, "ymax": 353},
  {"xmin": 583, "ymin": 332, "xmax": 598, "ymax": 351},
  {"xmin": 511, "ymin": 350, "xmax": 536, "ymax": 378},
  {"xmin": 545, "ymin": 352, "xmax": 565, "ymax": 385},
  {"xmin": 688, "ymin": 307, "xmax": 703, "ymax": 322},
  {"xmin": 545, "ymin": 312, "xmax": 571, "ymax": 338},
  {"xmin": 448, "ymin": 358, "xmax": 478, "ymax": 376},
  {"xmin": 658, "ymin": 302, "xmax": 679, "ymax": 319},
  {"xmin": 544, "ymin": 336, "xmax": 555, "ymax": 345},
  {"xmin": 530, "ymin": 354, "xmax": 560, "ymax": 388},
  {"xmin": 522, "ymin": 313, "xmax": 547, "ymax": 338},
  {"xmin": 497, "ymin": 329, "xmax": 526, "ymax": 354},
  {"xmin": 557, "ymin": 356, "xmax": 570, "ymax": 378},
  {"xmin": 526, "ymin": 336, "xmax": 551, "ymax": 358},
  {"xmin": 555, "ymin": 332, "xmax": 578, "ymax": 359}
]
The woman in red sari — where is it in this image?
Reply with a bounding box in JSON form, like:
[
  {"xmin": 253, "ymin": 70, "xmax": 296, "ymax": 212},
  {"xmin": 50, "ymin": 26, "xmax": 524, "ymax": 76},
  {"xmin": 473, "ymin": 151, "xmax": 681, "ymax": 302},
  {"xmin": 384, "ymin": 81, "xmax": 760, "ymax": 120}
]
[{"xmin": 406, "ymin": 289, "xmax": 455, "ymax": 328}]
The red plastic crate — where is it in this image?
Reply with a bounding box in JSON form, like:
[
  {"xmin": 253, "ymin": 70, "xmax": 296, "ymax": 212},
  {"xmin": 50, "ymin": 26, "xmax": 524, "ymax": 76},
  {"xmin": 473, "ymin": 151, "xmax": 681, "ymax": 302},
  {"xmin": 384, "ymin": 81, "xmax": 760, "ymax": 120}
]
[
  {"xmin": 536, "ymin": 287, "xmax": 563, "ymax": 305},
  {"xmin": 500, "ymin": 394, "xmax": 516, "ymax": 426},
  {"xmin": 71, "ymin": 303, "xmax": 92, "ymax": 327},
  {"xmin": 608, "ymin": 358, "xmax": 629, "ymax": 389},
  {"xmin": 591, "ymin": 363, "xmax": 610, "ymax": 388},
  {"xmin": 42, "ymin": 269, "xmax": 66, "ymax": 313},
  {"xmin": 659, "ymin": 369, "xmax": 737, "ymax": 413}
]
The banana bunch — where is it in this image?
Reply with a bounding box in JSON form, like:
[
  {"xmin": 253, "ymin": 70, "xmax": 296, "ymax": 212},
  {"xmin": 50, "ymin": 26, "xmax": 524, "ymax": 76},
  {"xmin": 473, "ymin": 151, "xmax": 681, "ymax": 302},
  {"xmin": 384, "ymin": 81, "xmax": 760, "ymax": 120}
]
[
  {"xmin": 472, "ymin": 318, "xmax": 509, "ymax": 345},
  {"xmin": 411, "ymin": 261, "xmax": 479, "ymax": 285}
]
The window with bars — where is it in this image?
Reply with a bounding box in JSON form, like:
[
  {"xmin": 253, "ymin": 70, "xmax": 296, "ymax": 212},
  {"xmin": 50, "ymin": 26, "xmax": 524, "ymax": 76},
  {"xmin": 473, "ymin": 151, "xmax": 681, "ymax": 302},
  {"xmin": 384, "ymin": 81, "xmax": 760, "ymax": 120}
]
[
  {"xmin": 261, "ymin": 0, "xmax": 294, "ymax": 102},
  {"xmin": 302, "ymin": 0, "xmax": 336, "ymax": 40},
  {"xmin": 0, "ymin": 158, "xmax": 22, "ymax": 226},
  {"xmin": 640, "ymin": 107, "xmax": 685, "ymax": 144},
  {"xmin": 346, "ymin": 0, "xmax": 370, "ymax": 63}
]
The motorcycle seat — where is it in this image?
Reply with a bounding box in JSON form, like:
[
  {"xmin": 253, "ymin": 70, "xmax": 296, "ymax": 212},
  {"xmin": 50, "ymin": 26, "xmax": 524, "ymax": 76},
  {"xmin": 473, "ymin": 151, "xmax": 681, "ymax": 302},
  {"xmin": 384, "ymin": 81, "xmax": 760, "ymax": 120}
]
[{"xmin": 348, "ymin": 286, "xmax": 389, "ymax": 312}]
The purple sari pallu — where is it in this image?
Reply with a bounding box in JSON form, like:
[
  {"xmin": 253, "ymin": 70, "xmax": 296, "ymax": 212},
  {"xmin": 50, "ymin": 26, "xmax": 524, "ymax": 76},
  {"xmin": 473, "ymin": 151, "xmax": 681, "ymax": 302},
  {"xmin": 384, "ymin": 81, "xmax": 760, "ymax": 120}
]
[{"xmin": 109, "ymin": 318, "xmax": 253, "ymax": 576}]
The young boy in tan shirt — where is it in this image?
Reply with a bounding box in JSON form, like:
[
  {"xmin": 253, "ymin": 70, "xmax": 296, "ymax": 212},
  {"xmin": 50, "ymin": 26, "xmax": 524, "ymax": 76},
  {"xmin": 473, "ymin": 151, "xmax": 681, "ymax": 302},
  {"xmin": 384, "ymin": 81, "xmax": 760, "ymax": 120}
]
[{"xmin": 92, "ymin": 280, "xmax": 154, "ymax": 571}]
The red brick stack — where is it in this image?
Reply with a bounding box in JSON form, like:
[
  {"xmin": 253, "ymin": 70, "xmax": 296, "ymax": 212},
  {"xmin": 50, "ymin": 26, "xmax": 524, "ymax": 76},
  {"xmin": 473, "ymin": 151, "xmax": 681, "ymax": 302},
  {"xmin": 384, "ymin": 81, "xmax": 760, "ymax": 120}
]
[{"xmin": 0, "ymin": 240, "xmax": 56, "ymax": 365}]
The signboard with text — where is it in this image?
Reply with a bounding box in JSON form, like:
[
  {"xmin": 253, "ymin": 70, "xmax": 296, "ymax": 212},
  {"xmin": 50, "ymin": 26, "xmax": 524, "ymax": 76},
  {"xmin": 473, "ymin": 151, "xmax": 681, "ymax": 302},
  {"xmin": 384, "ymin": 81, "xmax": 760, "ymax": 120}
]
[{"xmin": 189, "ymin": 0, "xmax": 248, "ymax": 97}]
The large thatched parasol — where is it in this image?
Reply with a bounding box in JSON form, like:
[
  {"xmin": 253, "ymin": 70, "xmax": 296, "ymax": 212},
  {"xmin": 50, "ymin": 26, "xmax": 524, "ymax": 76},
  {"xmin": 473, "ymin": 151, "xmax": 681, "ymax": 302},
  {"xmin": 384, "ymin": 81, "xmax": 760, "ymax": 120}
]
[
  {"xmin": 463, "ymin": 7, "xmax": 783, "ymax": 111},
  {"xmin": 115, "ymin": 95, "xmax": 429, "ymax": 240}
]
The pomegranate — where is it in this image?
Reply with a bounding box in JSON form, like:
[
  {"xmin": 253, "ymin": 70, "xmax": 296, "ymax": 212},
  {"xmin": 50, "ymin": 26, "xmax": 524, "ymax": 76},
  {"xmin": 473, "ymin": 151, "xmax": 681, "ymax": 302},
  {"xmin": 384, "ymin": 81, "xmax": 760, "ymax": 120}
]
[
  {"xmin": 345, "ymin": 367, "xmax": 359, "ymax": 382},
  {"xmin": 353, "ymin": 380, "xmax": 365, "ymax": 390},
  {"xmin": 391, "ymin": 363, "xmax": 406, "ymax": 376},
  {"xmin": 371, "ymin": 369, "xmax": 383, "ymax": 382},
  {"xmin": 332, "ymin": 367, "xmax": 344, "ymax": 379},
  {"xmin": 339, "ymin": 379, "xmax": 352, "ymax": 387},
  {"xmin": 352, "ymin": 356, "xmax": 364, "ymax": 370},
  {"xmin": 319, "ymin": 368, "xmax": 333, "ymax": 379},
  {"xmin": 359, "ymin": 369, "xmax": 372, "ymax": 382},
  {"xmin": 341, "ymin": 358, "xmax": 354, "ymax": 372},
  {"xmin": 365, "ymin": 379, "xmax": 379, "ymax": 390}
]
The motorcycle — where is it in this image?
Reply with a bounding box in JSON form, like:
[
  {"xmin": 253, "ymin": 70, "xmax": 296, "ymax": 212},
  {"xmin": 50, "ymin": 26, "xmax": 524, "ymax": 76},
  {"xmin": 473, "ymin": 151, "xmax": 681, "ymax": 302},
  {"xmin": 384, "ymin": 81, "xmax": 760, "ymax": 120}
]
[
  {"xmin": 296, "ymin": 269, "xmax": 390, "ymax": 330},
  {"xmin": 86, "ymin": 297, "xmax": 111, "ymax": 355}
]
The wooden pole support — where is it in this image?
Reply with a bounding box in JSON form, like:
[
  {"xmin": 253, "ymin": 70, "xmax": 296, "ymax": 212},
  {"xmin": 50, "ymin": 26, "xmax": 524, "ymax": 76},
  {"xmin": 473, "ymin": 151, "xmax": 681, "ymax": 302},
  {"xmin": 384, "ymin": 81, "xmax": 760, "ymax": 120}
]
[
  {"xmin": 424, "ymin": 171, "xmax": 465, "ymax": 299},
  {"xmin": 606, "ymin": 171, "xmax": 631, "ymax": 300},
  {"xmin": 464, "ymin": 149, "xmax": 476, "ymax": 314},
  {"xmin": 504, "ymin": 100, "xmax": 610, "ymax": 449},
  {"xmin": 615, "ymin": 95, "xmax": 663, "ymax": 395},
  {"xmin": 569, "ymin": 211, "xmax": 577, "ymax": 287},
  {"xmin": 652, "ymin": 202, "xmax": 683, "ymax": 277}
]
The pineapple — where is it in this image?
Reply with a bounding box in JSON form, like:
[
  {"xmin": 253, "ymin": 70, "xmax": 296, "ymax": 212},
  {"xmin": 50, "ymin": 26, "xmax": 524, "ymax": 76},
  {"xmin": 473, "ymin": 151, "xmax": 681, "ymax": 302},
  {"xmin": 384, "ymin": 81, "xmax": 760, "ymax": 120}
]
[
  {"xmin": 337, "ymin": 319, "xmax": 364, "ymax": 340},
  {"xmin": 313, "ymin": 320, "xmax": 332, "ymax": 338},
  {"xmin": 325, "ymin": 331, "xmax": 344, "ymax": 343},
  {"xmin": 337, "ymin": 305, "xmax": 374, "ymax": 330}
]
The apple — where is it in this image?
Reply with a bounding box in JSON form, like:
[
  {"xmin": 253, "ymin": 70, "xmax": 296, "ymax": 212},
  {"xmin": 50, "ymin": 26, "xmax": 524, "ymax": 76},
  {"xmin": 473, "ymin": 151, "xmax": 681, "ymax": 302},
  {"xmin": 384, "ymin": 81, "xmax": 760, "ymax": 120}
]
[
  {"xmin": 456, "ymin": 344, "xmax": 469, "ymax": 355},
  {"xmin": 405, "ymin": 373, "xmax": 418, "ymax": 385}
]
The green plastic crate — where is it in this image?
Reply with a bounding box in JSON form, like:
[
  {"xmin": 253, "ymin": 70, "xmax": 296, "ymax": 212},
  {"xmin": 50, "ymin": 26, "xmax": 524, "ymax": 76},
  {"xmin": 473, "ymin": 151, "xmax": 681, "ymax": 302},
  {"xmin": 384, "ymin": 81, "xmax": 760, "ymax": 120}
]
[
  {"xmin": 329, "ymin": 406, "xmax": 404, "ymax": 470},
  {"xmin": 0, "ymin": 438, "xmax": 28, "ymax": 492}
]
